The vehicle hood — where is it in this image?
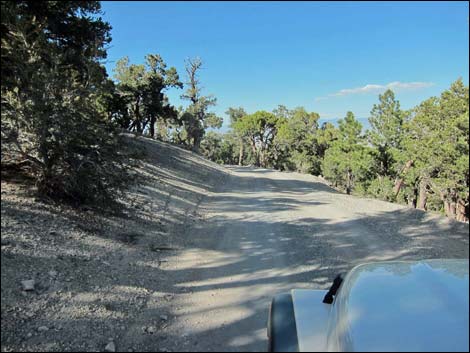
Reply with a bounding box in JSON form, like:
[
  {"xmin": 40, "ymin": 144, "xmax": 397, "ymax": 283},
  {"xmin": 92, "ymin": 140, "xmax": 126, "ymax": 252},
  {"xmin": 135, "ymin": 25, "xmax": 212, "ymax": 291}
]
[{"xmin": 327, "ymin": 259, "xmax": 469, "ymax": 352}]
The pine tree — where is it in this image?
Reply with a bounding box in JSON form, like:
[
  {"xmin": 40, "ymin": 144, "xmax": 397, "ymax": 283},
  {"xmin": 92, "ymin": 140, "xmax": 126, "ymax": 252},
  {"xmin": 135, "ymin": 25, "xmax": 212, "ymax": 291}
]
[
  {"xmin": 322, "ymin": 112, "xmax": 374, "ymax": 194},
  {"xmin": 402, "ymin": 79, "xmax": 469, "ymax": 221}
]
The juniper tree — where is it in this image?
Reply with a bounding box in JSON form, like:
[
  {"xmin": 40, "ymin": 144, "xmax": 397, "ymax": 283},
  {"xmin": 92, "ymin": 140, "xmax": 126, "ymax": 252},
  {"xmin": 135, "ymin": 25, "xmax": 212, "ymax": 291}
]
[
  {"xmin": 402, "ymin": 79, "xmax": 469, "ymax": 221},
  {"xmin": 113, "ymin": 55, "xmax": 182, "ymax": 137},
  {"xmin": 226, "ymin": 107, "xmax": 247, "ymax": 165},
  {"xmin": 322, "ymin": 112, "xmax": 374, "ymax": 194},
  {"xmin": 180, "ymin": 58, "xmax": 222, "ymax": 151},
  {"xmin": 1, "ymin": 1, "xmax": 135, "ymax": 205},
  {"xmin": 233, "ymin": 111, "xmax": 285, "ymax": 167}
]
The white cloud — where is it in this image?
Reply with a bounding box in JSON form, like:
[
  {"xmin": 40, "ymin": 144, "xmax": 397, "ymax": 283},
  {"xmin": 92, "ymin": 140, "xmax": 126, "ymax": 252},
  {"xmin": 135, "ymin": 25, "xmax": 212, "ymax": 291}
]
[{"xmin": 315, "ymin": 81, "xmax": 434, "ymax": 101}]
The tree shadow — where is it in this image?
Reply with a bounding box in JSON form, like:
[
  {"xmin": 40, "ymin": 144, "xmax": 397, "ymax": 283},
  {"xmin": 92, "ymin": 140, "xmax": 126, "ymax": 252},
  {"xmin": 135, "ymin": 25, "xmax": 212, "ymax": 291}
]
[
  {"xmin": 2, "ymin": 137, "xmax": 469, "ymax": 352},
  {"xmin": 4, "ymin": 205, "xmax": 464, "ymax": 352}
]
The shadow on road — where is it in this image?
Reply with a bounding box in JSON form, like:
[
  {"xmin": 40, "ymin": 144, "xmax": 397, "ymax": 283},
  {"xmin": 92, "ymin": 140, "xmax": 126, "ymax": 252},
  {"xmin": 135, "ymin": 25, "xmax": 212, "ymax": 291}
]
[{"xmin": 2, "ymin": 139, "xmax": 469, "ymax": 352}]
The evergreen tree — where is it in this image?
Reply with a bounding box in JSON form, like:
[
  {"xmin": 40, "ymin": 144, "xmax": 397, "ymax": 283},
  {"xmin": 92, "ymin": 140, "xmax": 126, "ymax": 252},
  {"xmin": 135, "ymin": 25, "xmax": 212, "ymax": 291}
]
[
  {"xmin": 113, "ymin": 54, "xmax": 182, "ymax": 137},
  {"xmin": 1, "ymin": 1, "xmax": 135, "ymax": 205},
  {"xmin": 181, "ymin": 57, "xmax": 222, "ymax": 151},
  {"xmin": 226, "ymin": 107, "xmax": 247, "ymax": 165},
  {"xmin": 322, "ymin": 112, "xmax": 374, "ymax": 194},
  {"xmin": 368, "ymin": 89, "xmax": 406, "ymax": 178},
  {"xmin": 274, "ymin": 107, "xmax": 321, "ymax": 173},
  {"xmin": 233, "ymin": 111, "xmax": 284, "ymax": 167},
  {"xmin": 402, "ymin": 79, "xmax": 469, "ymax": 221}
]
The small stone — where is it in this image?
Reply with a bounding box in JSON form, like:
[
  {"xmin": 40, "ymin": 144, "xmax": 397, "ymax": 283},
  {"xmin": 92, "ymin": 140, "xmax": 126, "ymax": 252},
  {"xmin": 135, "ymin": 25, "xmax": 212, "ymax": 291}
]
[
  {"xmin": 104, "ymin": 341, "xmax": 116, "ymax": 352},
  {"xmin": 159, "ymin": 315, "xmax": 168, "ymax": 321},
  {"xmin": 48, "ymin": 271, "xmax": 58, "ymax": 278},
  {"xmin": 49, "ymin": 230, "xmax": 58, "ymax": 236},
  {"xmin": 26, "ymin": 332, "xmax": 33, "ymax": 338},
  {"xmin": 146, "ymin": 326, "xmax": 155, "ymax": 334},
  {"xmin": 37, "ymin": 326, "xmax": 49, "ymax": 332},
  {"xmin": 21, "ymin": 280, "xmax": 35, "ymax": 291}
]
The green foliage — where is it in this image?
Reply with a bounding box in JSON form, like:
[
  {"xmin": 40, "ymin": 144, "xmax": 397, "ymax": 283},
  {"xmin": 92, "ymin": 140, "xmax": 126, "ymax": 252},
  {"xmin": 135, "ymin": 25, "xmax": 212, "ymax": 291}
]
[
  {"xmin": 368, "ymin": 89, "xmax": 407, "ymax": 178},
  {"xmin": 180, "ymin": 58, "xmax": 222, "ymax": 150},
  {"xmin": 366, "ymin": 177, "xmax": 396, "ymax": 200},
  {"xmin": 401, "ymin": 79, "xmax": 469, "ymax": 219},
  {"xmin": 273, "ymin": 107, "xmax": 322, "ymax": 173},
  {"xmin": 225, "ymin": 107, "xmax": 248, "ymax": 165},
  {"xmin": 226, "ymin": 107, "xmax": 247, "ymax": 127},
  {"xmin": 322, "ymin": 112, "xmax": 374, "ymax": 194},
  {"xmin": 1, "ymin": 1, "xmax": 137, "ymax": 206},
  {"xmin": 200, "ymin": 132, "xmax": 239, "ymax": 165},
  {"xmin": 322, "ymin": 80, "xmax": 468, "ymax": 220},
  {"xmin": 2, "ymin": 3, "xmax": 467, "ymax": 222},
  {"xmin": 317, "ymin": 122, "xmax": 340, "ymax": 158},
  {"xmin": 112, "ymin": 54, "xmax": 182, "ymax": 137},
  {"xmin": 233, "ymin": 110, "xmax": 285, "ymax": 167}
]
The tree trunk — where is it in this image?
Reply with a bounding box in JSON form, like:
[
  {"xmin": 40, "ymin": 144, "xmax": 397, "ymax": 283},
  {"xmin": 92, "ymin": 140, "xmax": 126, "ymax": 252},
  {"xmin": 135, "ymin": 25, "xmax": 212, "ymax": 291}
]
[
  {"xmin": 443, "ymin": 199, "xmax": 451, "ymax": 217},
  {"xmin": 149, "ymin": 116, "xmax": 156, "ymax": 138},
  {"xmin": 455, "ymin": 199, "xmax": 468, "ymax": 222},
  {"xmin": 439, "ymin": 191, "xmax": 456, "ymax": 220},
  {"xmin": 441, "ymin": 190, "xmax": 463, "ymax": 220},
  {"xmin": 346, "ymin": 170, "xmax": 352, "ymax": 195},
  {"xmin": 417, "ymin": 179, "xmax": 428, "ymax": 210},
  {"xmin": 250, "ymin": 140, "xmax": 259, "ymax": 166},
  {"xmin": 158, "ymin": 120, "xmax": 169, "ymax": 141},
  {"xmin": 447, "ymin": 201, "xmax": 457, "ymax": 219},
  {"xmin": 260, "ymin": 143, "xmax": 269, "ymax": 168},
  {"xmin": 134, "ymin": 96, "xmax": 142, "ymax": 134},
  {"xmin": 192, "ymin": 136, "xmax": 200, "ymax": 152},
  {"xmin": 408, "ymin": 197, "xmax": 417, "ymax": 208},
  {"xmin": 238, "ymin": 139, "xmax": 244, "ymax": 166},
  {"xmin": 128, "ymin": 120, "xmax": 137, "ymax": 132},
  {"xmin": 407, "ymin": 185, "xmax": 418, "ymax": 208},
  {"xmin": 393, "ymin": 160, "xmax": 413, "ymax": 198},
  {"xmin": 142, "ymin": 118, "xmax": 149, "ymax": 134}
]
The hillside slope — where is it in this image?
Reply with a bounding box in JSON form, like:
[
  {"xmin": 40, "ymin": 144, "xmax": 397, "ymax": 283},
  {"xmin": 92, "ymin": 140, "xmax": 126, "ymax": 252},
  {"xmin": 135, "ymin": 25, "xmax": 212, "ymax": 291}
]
[
  {"xmin": 1, "ymin": 135, "xmax": 227, "ymax": 352},
  {"xmin": 1, "ymin": 135, "xmax": 469, "ymax": 352}
]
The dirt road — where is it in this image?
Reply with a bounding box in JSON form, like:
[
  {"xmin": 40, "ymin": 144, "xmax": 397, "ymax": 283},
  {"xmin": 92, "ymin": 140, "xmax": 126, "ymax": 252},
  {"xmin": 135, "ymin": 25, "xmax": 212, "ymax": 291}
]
[
  {"xmin": 160, "ymin": 166, "xmax": 469, "ymax": 352},
  {"xmin": 1, "ymin": 139, "xmax": 468, "ymax": 352}
]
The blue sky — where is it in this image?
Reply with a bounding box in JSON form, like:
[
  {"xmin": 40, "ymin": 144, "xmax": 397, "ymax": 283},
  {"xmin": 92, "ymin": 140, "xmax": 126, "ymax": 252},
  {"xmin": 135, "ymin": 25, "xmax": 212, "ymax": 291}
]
[{"xmin": 100, "ymin": 1, "xmax": 469, "ymax": 130}]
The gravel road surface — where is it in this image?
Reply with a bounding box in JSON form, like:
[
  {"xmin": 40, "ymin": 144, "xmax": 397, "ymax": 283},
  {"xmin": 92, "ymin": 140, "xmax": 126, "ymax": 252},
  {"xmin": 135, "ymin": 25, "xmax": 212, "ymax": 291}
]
[
  {"xmin": 2, "ymin": 138, "xmax": 468, "ymax": 352},
  {"xmin": 161, "ymin": 166, "xmax": 469, "ymax": 352}
]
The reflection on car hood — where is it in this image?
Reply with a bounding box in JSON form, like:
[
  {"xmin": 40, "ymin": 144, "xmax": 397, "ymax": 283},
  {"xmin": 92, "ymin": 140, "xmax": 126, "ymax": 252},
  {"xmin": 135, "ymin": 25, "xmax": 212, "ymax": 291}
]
[{"xmin": 327, "ymin": 259, "xmax": 469, "ymax": 352}]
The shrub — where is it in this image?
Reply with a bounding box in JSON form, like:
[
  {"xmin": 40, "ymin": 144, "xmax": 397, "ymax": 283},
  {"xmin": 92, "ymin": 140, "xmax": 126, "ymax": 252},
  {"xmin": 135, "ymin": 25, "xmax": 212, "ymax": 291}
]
[{"xmin": 1, "ymin": 1, "xmax": 138, "ymax": 206}]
